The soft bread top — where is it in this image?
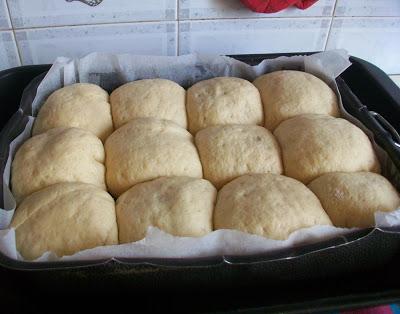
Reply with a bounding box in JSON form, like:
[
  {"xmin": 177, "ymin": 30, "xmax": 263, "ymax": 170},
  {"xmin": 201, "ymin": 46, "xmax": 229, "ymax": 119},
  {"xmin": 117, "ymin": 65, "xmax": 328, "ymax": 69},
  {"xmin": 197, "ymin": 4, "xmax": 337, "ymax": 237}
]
[
  {"xmin": 12, "ymin": 127, "xmax": 106, "ymax": 201},
  {"xmin": 309, "ymin": 172, "xmax": 400, "ymax": 228},
  {"xmin": 110, "ymin": 79, "xmax": 187, "ymax": 129},
  {"xmin": 116, "ymin": 176, "xmax": 216, "ymax": 243},
  {"xmin": 274, "ymin": 114, "xmax": 380, "ymax": 184},
  {"xmin": 33, "ymin": 83, "xmax": 113, "ymax": 141},
  {"xmin": 187, "ymin": 77, "xmax": 263, "ymax": 134},
  {"xmin": 253, "ymin": 70, "xmax": 339, "ymax": 130},
  {"xmin": 195, "ymin": 124, "xmax": 282, "ymax": 189},
  {"xmin": 214, "ymin": 173, "xmax": 332, "ymax": 240},
  {"xmin": 11, "ymin": 182, "xmax": 118, "ymax": 260},
  {"xmin": 105, "ymin": 118, "xmax": 203, "ymax": 197}
]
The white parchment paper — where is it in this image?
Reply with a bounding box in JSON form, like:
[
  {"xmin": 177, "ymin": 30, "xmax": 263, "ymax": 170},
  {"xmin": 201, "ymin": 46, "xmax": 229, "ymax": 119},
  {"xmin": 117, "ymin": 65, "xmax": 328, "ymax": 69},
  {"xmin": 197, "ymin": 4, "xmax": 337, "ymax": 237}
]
[{"xmin": 1, "ymin": 50, "xmax": 400, "ymax": 262}]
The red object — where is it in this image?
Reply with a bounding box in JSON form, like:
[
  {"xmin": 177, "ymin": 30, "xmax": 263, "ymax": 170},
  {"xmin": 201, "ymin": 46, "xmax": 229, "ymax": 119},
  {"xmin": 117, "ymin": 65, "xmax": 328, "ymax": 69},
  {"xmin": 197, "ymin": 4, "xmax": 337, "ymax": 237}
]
[
  {"xmin": 341, "ymin": 305, "xmax": 394, "ymax": 314},
  {"xmin": 241, "ymin": 0, "xmax": 319, "ymax": 13}
]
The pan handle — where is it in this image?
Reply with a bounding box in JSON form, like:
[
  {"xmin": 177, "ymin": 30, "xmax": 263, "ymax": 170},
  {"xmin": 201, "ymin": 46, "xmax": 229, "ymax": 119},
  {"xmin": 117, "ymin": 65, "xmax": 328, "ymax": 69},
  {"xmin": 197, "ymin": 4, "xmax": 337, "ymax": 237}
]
[{"xmin": 369, "ymin": 111, "xmax": 400, "ymax": 148}]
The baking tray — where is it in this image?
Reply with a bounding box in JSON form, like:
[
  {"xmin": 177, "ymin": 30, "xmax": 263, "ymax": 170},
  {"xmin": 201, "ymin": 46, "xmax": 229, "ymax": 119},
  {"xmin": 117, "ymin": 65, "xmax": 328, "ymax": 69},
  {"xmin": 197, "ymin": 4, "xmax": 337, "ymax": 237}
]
[{"xmin": 1, "ymin": 54, "xmax": 400, "ymax": 313}]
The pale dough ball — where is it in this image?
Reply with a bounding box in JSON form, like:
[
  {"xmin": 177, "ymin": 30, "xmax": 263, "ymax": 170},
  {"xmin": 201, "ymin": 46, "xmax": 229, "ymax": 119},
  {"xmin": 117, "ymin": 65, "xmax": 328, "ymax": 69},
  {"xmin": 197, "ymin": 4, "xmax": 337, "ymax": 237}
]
[
  {"xmin": 308, "ymin": 172, "xmax": 400, "ymax": 228},
  {"xmin": 11, "ymin": 182, "xmax": 118, "ymax": 260},
  {"xmin": 214, "ymin": 174, "xmax": 332, "ymax": 240},
  {"xmin": 12, "ymin": 127, "xmax": 106, "ymax": 201},
  {"xmin": 116, "ymin": 176, "xmax": 216, "ymax": 243},
  {"xmin": 274, "ymin": 114, "xmax": 380, "ymax": 184},
  {"xmin": 253, "ymin": 70, "xmax": 339, "ymax": 130},
  {"xmin": 195, "ymin": 124, "xmax": 283, "ymax": 189},
  {"xmin": 32, "ymin": 83, "xmax": 113, "ymax": 142},
  {"xmin": 105, "ymin": 118, "xmax": 203, "ymax": 197},
  {"xmin": 186, "ymin": 77, "xmax": 263, "ymax": 134},
  {"xmin": 110, "ymin": 79, "xmax": 187, "ymax": 129}
]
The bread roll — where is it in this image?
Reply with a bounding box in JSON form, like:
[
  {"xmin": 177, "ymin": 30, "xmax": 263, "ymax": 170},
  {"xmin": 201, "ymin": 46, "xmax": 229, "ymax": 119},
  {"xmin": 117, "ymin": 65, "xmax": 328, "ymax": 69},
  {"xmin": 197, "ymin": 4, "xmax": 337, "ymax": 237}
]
[
  {"xmin": 105, "ymin": 118, "xmax": 203, "ymax": 197},
  {"xmin": 253, "ymin": 70, "xmax": 339, "ymax": 130},
  {"xmin": 195, "ymin": 124, "xmax": 282, "ymax": 189},
  {"xmin": 309, "ymin": 172, "xmax": 400, "ymax": 228},
  {"xmin": 186, "ymin": 77, "xmax": 263, "ymax": 134},
  {"xmin": 214, "ymin": 174, "xmax": 332, "ymax": 240},
  {"xmin": 32, "ymin": 83, "xmax": 113, "ymax": 141},
  {"xmin": 274, "ymin": 114, "xmax": 380, "ymax": 184},
  {"xmin": 117, "ymin": 176, "xmax": 216, "ymax": 243},
  {"xmin": 12, "ymin": 127, "xmax": 106, "ymax": 201},
  {"xmin": 110, "ymin": 79, "xmax": 187, "ymax": 129},
  {"xmin": 11, "ymin": 182, "xmax": 118, "ymax": 260}
]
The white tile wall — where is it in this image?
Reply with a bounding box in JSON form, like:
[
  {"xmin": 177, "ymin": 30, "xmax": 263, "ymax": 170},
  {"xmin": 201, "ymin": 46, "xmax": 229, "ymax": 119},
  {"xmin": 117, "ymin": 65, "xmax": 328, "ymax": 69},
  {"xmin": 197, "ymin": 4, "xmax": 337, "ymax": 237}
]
[
  {"xmin": 179, "ymin": 18, "xmax": 330, "ymax": 55},
  {"xmin": 326, "ymin": 18, "xmax": 400, "ymax": 74},
  {"xmin": 0, "ymin": 0, "xmax": 399, "ymax": 75},
  {"xmin": 390, "ymin": 75, "xmax": 400, "ymax": 87},
  {"xmin": 7, "ymin": 0, "xmax": 177, "ymax": 28},
  {"xmin": 179, "ymin": 0, "xmax": 335, "ymax": 19},
  {"xmin": 0, "ymin": 31, "xmax": 20, "ymax": 70},
  {"xmin": 335, "ymin": 0, "xmax": 400, "ymax": 17},
  {"xmin": 15, "ymin": 22, "xmax": 177, "ymax": 65},
  {"xmin": 0, "ymin": 0, "xmax": 11, "ymax": 30}
]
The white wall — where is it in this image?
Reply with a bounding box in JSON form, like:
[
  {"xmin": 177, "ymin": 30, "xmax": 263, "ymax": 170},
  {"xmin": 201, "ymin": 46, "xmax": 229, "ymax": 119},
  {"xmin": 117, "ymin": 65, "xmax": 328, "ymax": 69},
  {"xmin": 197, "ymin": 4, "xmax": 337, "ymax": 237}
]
[{"xmin": 0, "ymin": 0, "xmax": 399, "ymax": 74}]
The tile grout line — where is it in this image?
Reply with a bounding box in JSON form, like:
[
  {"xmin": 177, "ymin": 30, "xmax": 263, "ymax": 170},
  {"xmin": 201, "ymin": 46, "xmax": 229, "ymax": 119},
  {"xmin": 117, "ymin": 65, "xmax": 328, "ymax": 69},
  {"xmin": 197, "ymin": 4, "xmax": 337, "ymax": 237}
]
[
  {"xmin": 178, "ymin": 15, "xmax": 400, "ymax": 20},
  {"xmin": 8, "ymin": 14, "xmax": 400, "ymax": 32},
  {"xmin": 11, "ymin": 18, "xmax": 181, "ymax": 31},
  {"xmin": 4, "ymin": 0, "xmax": 23, "ymax": 66},
  {"xmin": 323, "ymin": 18, "xmax": 333, "ymax": 51},
  {"xmin": 323, "ymin": 0, "xmax": 338, "ymax": 51},
  {"xmin": 176, "ymin": 0, "xmax": 180, "ymax": 56},
  {"xmin": 8, "ymin": 16, "xmax": 331, "ymax": 32}
]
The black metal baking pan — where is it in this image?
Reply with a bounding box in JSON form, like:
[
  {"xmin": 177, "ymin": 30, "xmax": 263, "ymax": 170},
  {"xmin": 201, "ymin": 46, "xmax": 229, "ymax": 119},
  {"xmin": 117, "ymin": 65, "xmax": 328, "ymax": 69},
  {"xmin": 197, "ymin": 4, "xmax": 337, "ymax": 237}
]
[{"xmin": 1, "ymin": 54, "xmax": 400, "ymax": 313}]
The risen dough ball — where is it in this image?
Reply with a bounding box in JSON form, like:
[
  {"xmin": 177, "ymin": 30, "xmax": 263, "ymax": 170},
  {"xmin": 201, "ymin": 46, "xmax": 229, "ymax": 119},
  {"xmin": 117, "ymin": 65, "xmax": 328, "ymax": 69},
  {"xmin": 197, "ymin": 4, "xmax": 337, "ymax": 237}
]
[
  {"xmin": 11, "ymin": 182, "xmax": 118, "ymax": 260},
  {"xmin": 116, "ymin": 176, "xmax": 216, "ymax": 243},
  {"xmin": 308, "ymin": 172, "xmax": 400, "ymax": 228},
  {"xmin": 12, "ymin": 127, "xmax": 106, "ymax": 201},
  {"xmin": 214, "ymin": 174, "xmax": 332, "ymax": 240},
  {"xmin": 110, "ymin": 79, "xmax": 187, "ymax": 129},
  {"xmin": 253, "ymin": 70, "xmax": 339, "ymax": 130},
  {"xmin": 274, "ymin": 114, "xmax": 380, "ymax": 184},
  {"xmin": 195, "ymin": 124, "xmax": 282, "ymax": 189},
  {"xmin": 105, "ymin": 118, "xmax": 203, "ymax": 197},
  {"xmin": 186, "ymin": 77, "xmax": 263, "ymax": 134},
  {"xmin": 32, "ymin": 83, "xmax": 113, "ymax": 141}
]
